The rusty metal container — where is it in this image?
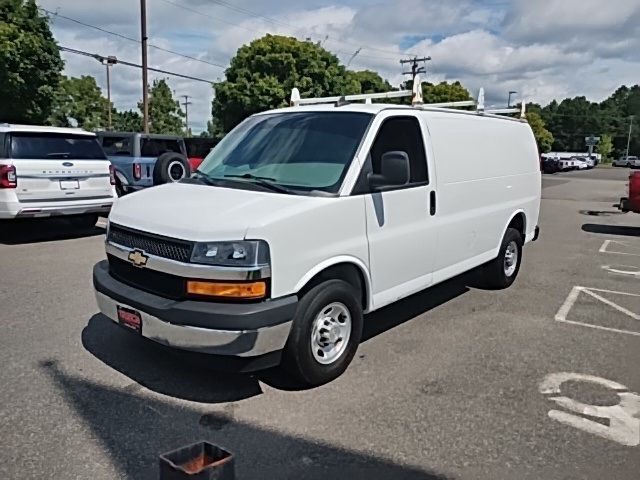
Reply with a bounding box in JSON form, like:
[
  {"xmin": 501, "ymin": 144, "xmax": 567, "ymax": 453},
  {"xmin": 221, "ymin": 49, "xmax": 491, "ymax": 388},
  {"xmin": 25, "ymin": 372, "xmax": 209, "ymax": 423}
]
[{"xmin": 159, "ymin": 441, "xmax": 234, "ymax": 480}]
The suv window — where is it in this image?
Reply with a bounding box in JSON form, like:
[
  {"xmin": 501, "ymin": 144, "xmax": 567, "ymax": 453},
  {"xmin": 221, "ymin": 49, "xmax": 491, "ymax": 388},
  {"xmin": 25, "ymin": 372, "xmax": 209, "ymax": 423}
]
[
  {"xmin": 101, "ymin": 135, "xmax": 132, "ymax": 156},
  {"xmin": 140, "ymin": 138, "xmax": 182, "ymax": 157},
  {"xmin": 370, "ymin": 117, "xmax": 428, "ymax": 184},
  {"xmin": 9, "ymin": 132, "xmax": 107, "ymax": 160},
  {"xmin": 0, "ymin": 133, "xmax": 5, "ymax": 158}
]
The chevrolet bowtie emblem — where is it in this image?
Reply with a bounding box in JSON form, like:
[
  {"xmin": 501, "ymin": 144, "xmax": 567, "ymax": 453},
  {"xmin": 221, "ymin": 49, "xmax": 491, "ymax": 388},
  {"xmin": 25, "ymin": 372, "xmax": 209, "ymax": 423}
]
[{"xmin": 127, "ymin": 249, "xmax": 149, "ymax": 267}]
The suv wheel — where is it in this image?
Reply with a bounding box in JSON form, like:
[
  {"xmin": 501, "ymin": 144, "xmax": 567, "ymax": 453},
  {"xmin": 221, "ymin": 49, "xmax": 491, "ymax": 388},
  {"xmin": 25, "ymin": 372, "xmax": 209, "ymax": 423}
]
[
  {"xmin": 153, "ymin": 152, "xmax": 191, "ymax": 185},
  {"xmin": 282, "ymin": 279, "xmax": 363, "ymax": 386}
]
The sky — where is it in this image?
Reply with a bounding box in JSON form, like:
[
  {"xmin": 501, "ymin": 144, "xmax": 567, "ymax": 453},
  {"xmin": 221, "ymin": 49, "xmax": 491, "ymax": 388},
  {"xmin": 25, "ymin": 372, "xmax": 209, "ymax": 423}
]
[{"xmin": 37, "ymin": 0, "xmax": 640, "ymax": 134}]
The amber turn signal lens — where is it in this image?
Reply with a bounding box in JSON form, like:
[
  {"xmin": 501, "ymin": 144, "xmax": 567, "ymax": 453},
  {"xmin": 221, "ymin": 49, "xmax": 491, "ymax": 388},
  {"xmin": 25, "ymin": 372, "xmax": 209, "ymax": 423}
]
[{"xmin": 186, "ymin": 280, "xmax": 267, "ymax": 299}]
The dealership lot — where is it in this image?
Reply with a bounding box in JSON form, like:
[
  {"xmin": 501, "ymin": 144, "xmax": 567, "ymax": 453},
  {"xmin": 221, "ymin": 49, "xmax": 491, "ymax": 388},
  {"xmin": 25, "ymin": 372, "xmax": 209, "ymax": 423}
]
[{"xmin": 0, "ymin": 168, "xmax": 639, "ymax": 479}]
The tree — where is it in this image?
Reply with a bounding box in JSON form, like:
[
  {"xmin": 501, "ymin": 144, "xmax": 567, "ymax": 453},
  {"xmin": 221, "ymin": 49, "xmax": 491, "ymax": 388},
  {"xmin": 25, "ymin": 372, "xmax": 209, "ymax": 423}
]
[
  {"xmin": 526, "ymin": 112, "xmax": 554, "ymax": 153},
  {"xmin": 139, "ymin": 78, "xmax": 184, "ymax": 135},
  {"xmin": 347, "ymin": 70, "xmax": 392, "ymax": 93},
  {"xmin": 597, "ymin": 133, "xmax": 613, "ymax": 161},
  {"xmin": 399, "ymin": 80, "xmax": 472, "ymax": 105},
  {"xmin": 212, "ymin": 34, "xmax": 360, "ymax": 135},
  {"xmin": 49, "ymin": 75, "xmax": 109, "ymax": 130},
  {"xmin": 0, "ymin": 0, "xmax": 64, "ymax": 123},
  {"xmin": 113, "ymin": 109, "xmax": 142, "ymax": 132}
]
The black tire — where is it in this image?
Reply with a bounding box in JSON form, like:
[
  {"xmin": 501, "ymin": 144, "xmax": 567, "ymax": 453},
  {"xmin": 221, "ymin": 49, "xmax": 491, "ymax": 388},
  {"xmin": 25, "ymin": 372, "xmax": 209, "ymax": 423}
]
[
  {"xmin": 68, "ymin": 214, "xmax": 98, "ymax": 229},
  {"xmin": 282, "ymin": 279, "xmax": 363, "ymax": 386},
  {"xmin": 482, "ymin": 227, "xmax": 523, "ymax": 289},
  {"xmin": 115, "ymin": 178, "xmax": 126, "ymax": 197},
  {"xmin": 153, "ymin": 152, "xmax": 190, "ymax": 185}
]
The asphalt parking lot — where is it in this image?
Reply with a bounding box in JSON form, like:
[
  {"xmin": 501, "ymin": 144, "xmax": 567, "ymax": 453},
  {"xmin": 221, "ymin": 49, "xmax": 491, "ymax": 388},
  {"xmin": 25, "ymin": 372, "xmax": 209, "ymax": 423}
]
[{"xmin": 1, "ymin": 167, "xmax": 639, "ymax": 480}]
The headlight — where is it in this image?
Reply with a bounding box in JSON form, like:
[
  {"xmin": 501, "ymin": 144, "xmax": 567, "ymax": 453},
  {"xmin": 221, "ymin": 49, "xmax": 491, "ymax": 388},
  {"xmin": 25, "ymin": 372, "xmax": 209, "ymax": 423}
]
[{"xmin": 191, "ymin": 240, "xmax": 270, "ymax": 267}]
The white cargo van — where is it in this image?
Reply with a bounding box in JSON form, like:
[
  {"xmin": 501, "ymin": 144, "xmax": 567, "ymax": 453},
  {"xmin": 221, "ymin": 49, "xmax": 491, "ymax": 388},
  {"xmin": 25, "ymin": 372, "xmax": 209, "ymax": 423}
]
[
  {"xmin": 0, "ymin": 124, "xmax": 116, "ymax": 226},
  {"xmin": 94, "ymin": 83, "xmax": 541, "ymax": 385}
]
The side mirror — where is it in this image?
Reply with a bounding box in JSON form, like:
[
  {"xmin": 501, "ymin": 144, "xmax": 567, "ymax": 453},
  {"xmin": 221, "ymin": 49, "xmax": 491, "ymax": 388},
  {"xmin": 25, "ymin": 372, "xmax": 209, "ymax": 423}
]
[{"xmin": 368, "ymin": 151, "xmax": 410, "ymax": 189}]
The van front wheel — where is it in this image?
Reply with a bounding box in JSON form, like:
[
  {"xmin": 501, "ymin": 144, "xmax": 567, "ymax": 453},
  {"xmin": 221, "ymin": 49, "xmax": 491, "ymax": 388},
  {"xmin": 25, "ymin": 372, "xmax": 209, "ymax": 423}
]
[
  {"xmin": 482, "ymin": 227, "xmax": 523, "ymax": 289},
  {"xmin": 282, "ymin": 280, "xmax": 363, "ymax": 386}
]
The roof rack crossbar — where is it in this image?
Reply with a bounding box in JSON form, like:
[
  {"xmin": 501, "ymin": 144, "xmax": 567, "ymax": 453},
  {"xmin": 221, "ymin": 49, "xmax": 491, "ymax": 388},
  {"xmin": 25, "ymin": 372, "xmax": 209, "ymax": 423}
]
[
  {"xmin": 290, "ymin": 81, "xmax": 527, "ymax": 119},
  {"xmin": 290, "ymin": 89, "xmax": 412, "ymax": 106}
]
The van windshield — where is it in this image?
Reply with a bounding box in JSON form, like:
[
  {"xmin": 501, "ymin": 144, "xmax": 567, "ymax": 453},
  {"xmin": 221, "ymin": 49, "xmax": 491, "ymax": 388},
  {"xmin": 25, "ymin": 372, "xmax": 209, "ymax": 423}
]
[
  {"xmin": 9, "ymin": 132, "xmax": 107, "ymax": 160},
  {"xmin": 196, "ymin": 112, "xmax": 372, "ymax": 194}
]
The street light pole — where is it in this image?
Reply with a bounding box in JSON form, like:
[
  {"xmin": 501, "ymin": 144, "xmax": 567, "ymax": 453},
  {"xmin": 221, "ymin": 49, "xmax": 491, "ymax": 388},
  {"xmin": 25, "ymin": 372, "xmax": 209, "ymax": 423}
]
[
  {"xmin": 625, "ymin": 116, "xmax": 634, "ymax": 160},
  {"xmin": 508, "ymin": 90, "xmax": 517, "ymax": 108},
  {"xmin": 140, "ymin": 0, "xmax": 149, "ymax": 133}
]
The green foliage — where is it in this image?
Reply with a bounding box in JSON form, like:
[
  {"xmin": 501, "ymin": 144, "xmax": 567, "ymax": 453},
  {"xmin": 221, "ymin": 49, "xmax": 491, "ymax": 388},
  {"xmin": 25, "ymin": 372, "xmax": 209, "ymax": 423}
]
[
  {"xmin": 113, "ymin": 110, "xmax": 142, "ymax": 132},
  {"xmin": 526, "ymin": 112, "xmax": 554, "ymax": 153},
  {"xmin": 0, "ymin": 0, "xmax": 64, "ymax": 123},
  {"xmin": 539, "ymin": 86, "xmax": 639, "ymax": 157},
  {"xmin": 140, "ymin": 78, "xmax": 184, "ymax": 135},
  {"xmin": 597, "ymin": 133, "xmax": 613, "ymax": 161},
  {"xmin": 212, "ymin": 34, "xmax": 360, "ymax": 135},
  {"xmin": 49, "ymin": 75, "xmax": 109, "ymax": 130},
  {"xmin": 347, "ymin": 70, "xmax": 392, "ymax": 93},
  {"xmin": 398, "ymin": 80, "xmax": 471, "ymax": 105}
]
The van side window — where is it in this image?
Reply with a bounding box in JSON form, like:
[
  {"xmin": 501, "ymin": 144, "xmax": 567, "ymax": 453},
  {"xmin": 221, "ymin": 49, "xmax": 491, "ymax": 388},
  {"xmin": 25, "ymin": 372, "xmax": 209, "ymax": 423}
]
[{"xmin": 352, "ymin": 116, "xmax": 428, "ymax": 194}]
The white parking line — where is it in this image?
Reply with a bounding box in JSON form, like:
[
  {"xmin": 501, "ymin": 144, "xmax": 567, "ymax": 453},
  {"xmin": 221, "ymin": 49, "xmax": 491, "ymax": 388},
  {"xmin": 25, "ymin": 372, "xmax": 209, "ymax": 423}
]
[
  {"xmin": 602, "ymin": 265, "xmax": 640, "ymax": 277},
  {"xmin": 555, "ymin": 286, "xmax": 640, "ymax": 337},
  {"xmin": 540, "ymin": 372, "xmax": 640, "ymax": 446},
  {"xmin": 599, "ymin": 239, "xmax": 640, "ymax": 256},
  {"xmin": 96, "ymin": 219, "xmax": 107, "ymax": 229}
]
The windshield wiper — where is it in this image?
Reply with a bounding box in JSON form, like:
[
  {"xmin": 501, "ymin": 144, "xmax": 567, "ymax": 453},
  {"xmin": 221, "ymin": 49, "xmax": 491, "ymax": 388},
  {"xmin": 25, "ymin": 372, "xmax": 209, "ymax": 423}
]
[
  {"xmin": 47, "ymin": 152, "xmax": 71, "ymax": 159},
  {"xmin": 223, "ymin": 173, "xmax": 296, "ymax": 195},
  {"xmin": 190, "ymin": 170, "xmax": 222, "ymax": 186}
]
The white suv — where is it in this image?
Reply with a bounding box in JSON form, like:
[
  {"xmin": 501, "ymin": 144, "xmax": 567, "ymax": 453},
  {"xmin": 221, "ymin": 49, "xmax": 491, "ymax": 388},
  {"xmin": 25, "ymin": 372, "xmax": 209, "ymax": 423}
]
[
  {"xmin": 93, "ymin": 85, "xmax": 541, "ymax": 386},
  {"xmin": 0, "ymin": 124, "xmax": 117, "ymax": 226}
]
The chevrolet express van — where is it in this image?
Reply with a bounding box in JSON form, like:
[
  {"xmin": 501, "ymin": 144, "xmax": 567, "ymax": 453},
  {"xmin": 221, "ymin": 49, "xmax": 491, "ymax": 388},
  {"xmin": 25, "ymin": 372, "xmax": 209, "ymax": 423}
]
[{"xmin": 93, "ymin": 86, "xmax": 541, "ymax": 386}]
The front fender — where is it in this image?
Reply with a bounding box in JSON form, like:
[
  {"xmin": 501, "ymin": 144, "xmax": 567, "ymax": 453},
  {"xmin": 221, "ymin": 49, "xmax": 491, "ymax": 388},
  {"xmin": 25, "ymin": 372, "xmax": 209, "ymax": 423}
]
[{"xmin": 293, "ymin": 255, "xmax": 373, "ymax": 312}]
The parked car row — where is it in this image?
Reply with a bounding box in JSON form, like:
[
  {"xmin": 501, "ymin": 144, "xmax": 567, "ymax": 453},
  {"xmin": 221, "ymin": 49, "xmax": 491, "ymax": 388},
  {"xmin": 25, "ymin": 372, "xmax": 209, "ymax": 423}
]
[
  {"xmin": 613, "ymin": 155, "xmax": 640, "ymax": 168},
  {"xmin": 541, "ymin": 156, "xmax": 595, "ymax": 173},
  {"xmin": 0, "ymin": 124, "xmax": 218, "ymax": 225}
]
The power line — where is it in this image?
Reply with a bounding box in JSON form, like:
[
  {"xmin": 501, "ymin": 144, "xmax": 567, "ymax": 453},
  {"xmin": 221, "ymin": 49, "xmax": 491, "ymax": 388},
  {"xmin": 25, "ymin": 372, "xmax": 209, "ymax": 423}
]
[
  {"xmin": 41, "ymin": 7, "xmax": 226, "ymax": 69},
  {"xmin": 59, "ymin": 46, "xmax": 215, "ymax": 84}
]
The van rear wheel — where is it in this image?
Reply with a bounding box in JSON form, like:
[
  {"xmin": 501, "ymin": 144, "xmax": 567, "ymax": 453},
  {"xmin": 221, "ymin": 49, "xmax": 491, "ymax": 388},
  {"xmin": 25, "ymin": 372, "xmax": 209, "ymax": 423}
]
[
  {"xmin": 282, "ymin": 279, "xmax": 363, "ymax": 386},
  {"xmin": 482, "ymin": 227, "xmax": 523, "ymax": 289}
]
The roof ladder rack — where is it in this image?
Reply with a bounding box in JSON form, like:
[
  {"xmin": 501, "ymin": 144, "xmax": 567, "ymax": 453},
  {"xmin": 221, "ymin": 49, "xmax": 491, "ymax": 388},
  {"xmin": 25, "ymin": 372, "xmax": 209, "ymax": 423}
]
[{"xmin": 290, "ymin": 75, "xmax": 527, "ymax": 118}]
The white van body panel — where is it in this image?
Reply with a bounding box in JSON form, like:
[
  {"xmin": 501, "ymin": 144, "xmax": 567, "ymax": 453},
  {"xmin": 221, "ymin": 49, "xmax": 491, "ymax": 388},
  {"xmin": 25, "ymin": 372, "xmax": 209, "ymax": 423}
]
[{"xmin": 421, "ymin": 111, "xmax": 540, "ymax": 284}]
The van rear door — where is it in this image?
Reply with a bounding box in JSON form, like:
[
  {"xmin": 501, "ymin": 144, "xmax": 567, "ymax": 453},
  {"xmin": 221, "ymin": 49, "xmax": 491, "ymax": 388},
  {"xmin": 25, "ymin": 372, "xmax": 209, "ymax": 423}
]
[{"xmin": 8, "ymin": 132, "xmax": 113, "ymax": 202}]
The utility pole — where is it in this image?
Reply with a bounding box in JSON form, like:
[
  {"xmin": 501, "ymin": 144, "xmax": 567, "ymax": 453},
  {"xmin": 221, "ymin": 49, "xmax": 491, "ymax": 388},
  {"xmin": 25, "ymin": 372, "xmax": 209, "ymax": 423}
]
[
  {"xmin": 400, "ymin": 56, "xmax": 431, "ymax": 82},
  {"xmin": 181, "ymin": 95, "xmax": 192, "ymax": 136},
  {"xmin": 103, "ymin": 56, "xmax": 117, "ymax": 130},
  {"xmin": 508, "ymin": 90, "xmax": 517, "ymax": 108},
  {"xmin": 140, "ymin": 0, "xmax": 149, "ymax": 133},
  {"xmin": 625, "ymin": 116, "xmax": 634, "ymax": 160}
]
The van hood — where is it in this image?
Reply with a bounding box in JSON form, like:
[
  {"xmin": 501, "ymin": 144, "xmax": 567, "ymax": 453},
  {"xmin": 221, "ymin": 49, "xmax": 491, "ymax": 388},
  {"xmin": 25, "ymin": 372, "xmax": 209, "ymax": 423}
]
[{"xmin": 108, "ymin": 182, "xmax": 328, "ymax": 241}]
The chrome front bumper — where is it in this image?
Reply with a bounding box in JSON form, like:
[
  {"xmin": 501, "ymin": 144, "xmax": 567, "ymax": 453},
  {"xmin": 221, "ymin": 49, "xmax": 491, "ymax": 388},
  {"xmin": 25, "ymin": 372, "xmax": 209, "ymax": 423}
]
[{"xmin": 95, "ymin": 291, "xmax": 292, "ymax": 357}]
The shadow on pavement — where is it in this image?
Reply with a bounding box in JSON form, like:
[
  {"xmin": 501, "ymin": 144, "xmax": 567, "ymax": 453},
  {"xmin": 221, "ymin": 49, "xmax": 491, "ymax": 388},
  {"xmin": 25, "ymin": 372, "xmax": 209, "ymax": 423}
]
[
  {"xmin": 0, "ymin": 218, "xmax": 104, "ymax": 245},
  {"xmin": 40, "ymin": 360, "xmax": 453, "ymax": 480},
  {"xmin": 578, "ymin": 209, "xmax": 626, "ymax": 217},
  {"xmin": 82, "ymin": 315, "xmax": 263, "ymax": 404},
  {"xmin": 582, "ymin": 223, "xmax": 640, "ymax": 237}
]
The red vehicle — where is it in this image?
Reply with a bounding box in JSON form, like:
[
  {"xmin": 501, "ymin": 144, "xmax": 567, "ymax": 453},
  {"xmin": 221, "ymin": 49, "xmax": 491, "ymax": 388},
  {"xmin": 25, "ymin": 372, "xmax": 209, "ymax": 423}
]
[
  {"xmin": 619, "ymin": 171, "xmax": 640, "ymax": 214},
  {"xmin": 184, "ymin": 138, "xmax": 217, "ymax": 171}
]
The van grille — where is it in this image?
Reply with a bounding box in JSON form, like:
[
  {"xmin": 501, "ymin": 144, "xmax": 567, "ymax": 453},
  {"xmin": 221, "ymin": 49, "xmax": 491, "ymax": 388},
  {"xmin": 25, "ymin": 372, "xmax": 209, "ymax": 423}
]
[
  {"xmin": 108, "ymin": 255, "xmax": 185, "ymax": 300},
  {"xmin": 108, "ymin": 223, "xmax": 193, "ymax": 263}
]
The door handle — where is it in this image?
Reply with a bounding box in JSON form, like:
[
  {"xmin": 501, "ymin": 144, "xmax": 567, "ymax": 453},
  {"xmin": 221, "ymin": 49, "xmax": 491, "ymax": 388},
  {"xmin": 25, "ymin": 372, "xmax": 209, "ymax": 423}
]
[{"xmin": 430, "ymin": 191, "xmax": 436, "ymax": 216}]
